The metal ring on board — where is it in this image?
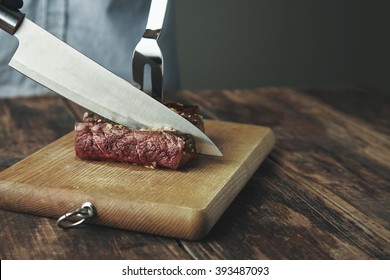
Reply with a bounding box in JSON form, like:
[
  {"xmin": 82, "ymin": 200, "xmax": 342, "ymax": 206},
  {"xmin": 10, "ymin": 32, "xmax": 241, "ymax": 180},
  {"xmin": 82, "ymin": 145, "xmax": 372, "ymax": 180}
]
[{"xmin": 56, "ymin": 202, "xmax": 96, "ymax": 229}]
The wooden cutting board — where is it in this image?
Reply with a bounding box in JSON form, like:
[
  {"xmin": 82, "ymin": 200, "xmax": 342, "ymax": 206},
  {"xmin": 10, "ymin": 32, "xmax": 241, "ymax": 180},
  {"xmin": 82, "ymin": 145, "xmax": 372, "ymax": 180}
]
[{"xmin": 0, "ymin": 120, "xmax": 274, "ymax": 240}]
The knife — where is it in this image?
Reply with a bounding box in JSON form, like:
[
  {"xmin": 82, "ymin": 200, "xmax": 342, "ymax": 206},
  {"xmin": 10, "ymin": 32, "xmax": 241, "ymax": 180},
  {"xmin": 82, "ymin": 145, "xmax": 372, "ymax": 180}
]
[{"xmin": 0, "ymin": 4, "xmax": 222, "ymax": 156}]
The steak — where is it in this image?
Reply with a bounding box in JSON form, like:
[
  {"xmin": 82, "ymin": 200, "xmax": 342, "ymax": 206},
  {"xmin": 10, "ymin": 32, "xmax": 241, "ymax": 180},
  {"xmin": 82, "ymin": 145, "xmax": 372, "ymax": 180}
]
[{"xmin": 74, "ymin": 103, "xmax": 203, "ymax": 169}]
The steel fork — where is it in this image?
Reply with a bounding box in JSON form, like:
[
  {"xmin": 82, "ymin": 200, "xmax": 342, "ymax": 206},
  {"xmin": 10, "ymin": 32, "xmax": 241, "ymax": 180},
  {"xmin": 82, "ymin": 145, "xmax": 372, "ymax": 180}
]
[{"xmin": 132, "ymin": 0, "xmax": 168, "ymax": 102}]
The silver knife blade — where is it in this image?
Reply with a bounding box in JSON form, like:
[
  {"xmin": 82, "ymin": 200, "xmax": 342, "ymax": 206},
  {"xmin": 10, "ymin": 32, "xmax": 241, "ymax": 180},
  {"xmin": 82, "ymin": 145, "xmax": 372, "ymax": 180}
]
[{"xmin": 7, "ymin": 18, "xmax": 222, "ymax": 156}]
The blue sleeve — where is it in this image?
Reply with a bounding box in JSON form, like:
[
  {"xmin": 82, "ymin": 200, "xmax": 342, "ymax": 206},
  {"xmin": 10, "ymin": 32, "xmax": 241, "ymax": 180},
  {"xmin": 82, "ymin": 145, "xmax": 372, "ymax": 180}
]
[{"xmin": 0, "ymin": 0, "xmax": 179, "ymax": 97}]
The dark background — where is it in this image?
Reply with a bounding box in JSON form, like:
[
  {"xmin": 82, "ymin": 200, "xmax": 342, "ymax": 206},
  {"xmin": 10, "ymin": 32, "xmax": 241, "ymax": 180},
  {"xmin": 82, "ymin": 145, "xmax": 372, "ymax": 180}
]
[{"xmin": 174, "ymin": 0, "xmax": 390, "ymax": 93}]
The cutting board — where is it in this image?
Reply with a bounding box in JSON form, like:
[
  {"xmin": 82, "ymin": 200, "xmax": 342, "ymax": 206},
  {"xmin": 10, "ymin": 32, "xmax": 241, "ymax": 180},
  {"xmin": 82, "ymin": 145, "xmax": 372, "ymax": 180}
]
[{"xmin": 0, "ymin": 120, "xmax": 274, "ymax": 240}]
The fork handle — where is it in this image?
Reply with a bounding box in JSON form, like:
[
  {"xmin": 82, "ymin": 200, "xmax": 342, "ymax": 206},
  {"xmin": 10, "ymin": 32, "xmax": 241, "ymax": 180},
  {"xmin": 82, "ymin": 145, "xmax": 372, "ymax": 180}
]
[{"xmin": 143, "ymin": 0, "xmax": 168, "ymax": 39}]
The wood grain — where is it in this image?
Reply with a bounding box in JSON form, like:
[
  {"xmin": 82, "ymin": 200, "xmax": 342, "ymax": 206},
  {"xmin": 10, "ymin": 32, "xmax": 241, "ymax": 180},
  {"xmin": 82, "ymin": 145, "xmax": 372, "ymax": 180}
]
[
  {"xmin": 0, "ymin": 96, "xmax": 76, "ymax": 171},
  {"xmin": 0, "ymin": 85, "xmax": 389, "ymax": 259},
  {"xmin": 0, "ymin": 96, "xmax": 192, "ymax": 259},
  {"xmin": 174, "ymin": 87, "xmax": 390, "ymax": 259},
  {"xmin": 0, "ymin": 120, "xmax": 274, "ymax": 240}
]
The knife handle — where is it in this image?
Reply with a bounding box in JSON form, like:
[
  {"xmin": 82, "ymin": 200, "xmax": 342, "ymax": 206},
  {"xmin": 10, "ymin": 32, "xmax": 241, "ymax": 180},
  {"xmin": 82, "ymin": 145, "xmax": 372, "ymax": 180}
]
[{"xmin": 0, "ymin": 3, "xmax": 25, "ymax": 35}]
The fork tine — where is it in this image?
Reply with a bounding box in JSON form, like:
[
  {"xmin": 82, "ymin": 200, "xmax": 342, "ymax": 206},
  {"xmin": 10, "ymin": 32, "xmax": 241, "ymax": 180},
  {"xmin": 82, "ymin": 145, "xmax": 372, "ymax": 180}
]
[
  {"xmin": 132, "ymin": 51, "xmax": 145, "ymax": 90},
  {"xmin": 132, "ymin": 48, "xmax": 163, "ymax": 102},
  {"xmin": 132, "ymin": 0, "xmax": 168, "ymax": 102},
  {"xmin": 151, "ymin": 59, "xmax": 163, "ymax": 100}
]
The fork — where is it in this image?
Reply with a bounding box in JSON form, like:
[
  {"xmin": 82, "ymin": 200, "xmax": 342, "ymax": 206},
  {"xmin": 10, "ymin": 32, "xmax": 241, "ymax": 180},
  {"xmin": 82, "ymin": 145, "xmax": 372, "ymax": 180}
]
[{"xmin": 132, "ymin": 0, "xmax": 168, "ymax": 102}]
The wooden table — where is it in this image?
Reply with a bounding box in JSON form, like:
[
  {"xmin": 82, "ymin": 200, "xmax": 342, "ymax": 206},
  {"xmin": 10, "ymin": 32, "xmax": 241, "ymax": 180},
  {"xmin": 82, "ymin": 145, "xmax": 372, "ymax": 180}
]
[{"xmin": 0, "ymin": 85, "xmax": 389, "ymax": 259}]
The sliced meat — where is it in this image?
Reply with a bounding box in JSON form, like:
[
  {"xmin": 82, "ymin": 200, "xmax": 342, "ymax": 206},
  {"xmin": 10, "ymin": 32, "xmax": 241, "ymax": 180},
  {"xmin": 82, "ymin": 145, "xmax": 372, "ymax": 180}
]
[{"xmin": 74, "ymin": 103, "xmax": 202, "ymax": 169}]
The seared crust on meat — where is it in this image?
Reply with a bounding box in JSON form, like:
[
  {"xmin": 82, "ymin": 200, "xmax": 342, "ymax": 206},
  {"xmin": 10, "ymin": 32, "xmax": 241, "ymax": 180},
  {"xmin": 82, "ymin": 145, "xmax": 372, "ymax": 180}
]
[{"xmin": 74, "ymin": 103, "xmax": 202, "ymax": 169}]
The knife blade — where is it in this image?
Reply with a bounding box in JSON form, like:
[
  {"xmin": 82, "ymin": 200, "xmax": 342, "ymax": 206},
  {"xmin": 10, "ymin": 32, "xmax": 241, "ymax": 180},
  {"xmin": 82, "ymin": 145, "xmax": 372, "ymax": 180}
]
[{"xmin": 0, "ymin": 7, "xmax": 222, "ymax": 156}]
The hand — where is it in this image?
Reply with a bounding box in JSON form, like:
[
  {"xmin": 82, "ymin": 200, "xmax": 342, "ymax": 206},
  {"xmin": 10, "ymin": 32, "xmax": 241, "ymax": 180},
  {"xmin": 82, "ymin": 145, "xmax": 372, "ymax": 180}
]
[{"xmin": 1, "ymin": 0, "xmax": 24, "ymax": 10}]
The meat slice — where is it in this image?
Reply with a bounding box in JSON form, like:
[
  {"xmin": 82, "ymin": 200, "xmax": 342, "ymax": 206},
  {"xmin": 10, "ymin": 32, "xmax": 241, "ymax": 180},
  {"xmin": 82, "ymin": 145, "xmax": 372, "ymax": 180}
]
[
  {"xmin": 74, "ymin": 103, "xmax": 202, "ymax": 169},
  {"xmin": 164, "ymin": 102, "xmax": 204, "ymax": 132}
]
